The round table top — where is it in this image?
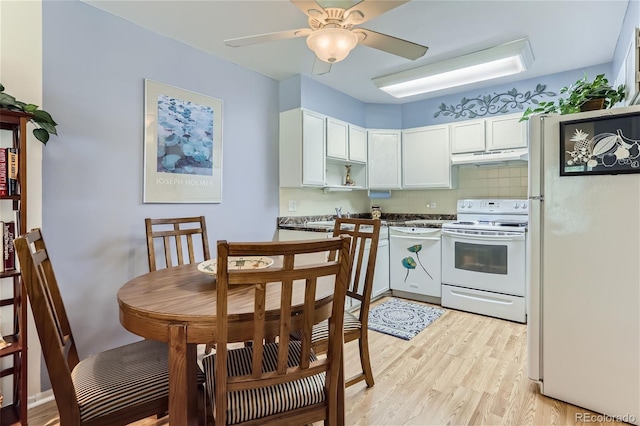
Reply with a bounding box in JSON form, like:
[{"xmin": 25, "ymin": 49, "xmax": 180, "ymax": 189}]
[{"xmin": 117, "ymin": 262, "xmax": 336, "ymax": 343}]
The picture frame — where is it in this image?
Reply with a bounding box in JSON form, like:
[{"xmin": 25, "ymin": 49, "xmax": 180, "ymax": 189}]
[
  {"xmin": 560, "ymin": 111, "xmax": 640, "ymax": 176},
  {"xmin": 143, "ymin": 79, "xmax": 223, "ymax": 203}
]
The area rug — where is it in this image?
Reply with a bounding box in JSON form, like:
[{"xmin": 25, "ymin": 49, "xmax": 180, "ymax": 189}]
[{"xmin": 368, "ymin": 298, "xmax": 445, "ymax": 340}]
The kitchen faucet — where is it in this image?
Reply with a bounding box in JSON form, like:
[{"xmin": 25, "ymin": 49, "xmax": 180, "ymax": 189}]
[{"xmin": 335, "ymin": 207, "xmax": 342, "ymax": 218}]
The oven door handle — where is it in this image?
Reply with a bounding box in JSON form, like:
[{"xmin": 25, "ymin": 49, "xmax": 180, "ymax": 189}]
[
  {"xmin": 390, "ymin": 235, "xmax": 441, "ymax": 241},
  {"xmin": 441, "ymin": 229, "xmax": 525, "ymax": 241}
]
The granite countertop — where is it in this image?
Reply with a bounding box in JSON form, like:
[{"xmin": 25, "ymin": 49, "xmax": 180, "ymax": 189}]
[{"xmin": 277, "ymin": 213, "xmax": 457, "ymax": 233}]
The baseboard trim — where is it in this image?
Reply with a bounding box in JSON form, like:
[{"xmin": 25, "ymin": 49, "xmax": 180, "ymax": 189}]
[{"xmin": 27, "ymin": 389, "xmax": 54, "ymax": 409}]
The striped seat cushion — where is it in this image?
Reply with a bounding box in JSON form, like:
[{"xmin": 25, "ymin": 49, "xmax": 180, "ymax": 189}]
[
  {"xmin": 71, "ymin": 339, "xmax": 171, "ymax": 422},
  {"xmin": 202, "ymin": 340, "xmax": 326, "ymax": 425},
  {"xmin": 311, "ymin": 310, "xmax": 361, "ymax": 344}
]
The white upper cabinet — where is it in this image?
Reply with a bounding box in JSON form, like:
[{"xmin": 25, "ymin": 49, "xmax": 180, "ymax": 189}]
[
  {"xmin": 279, "ymin": 109, "xmax": 326, "ymax": 187},
  {"xmin": 348, "ymin": 125, "xmax": 367, "ymax": 163},
  {"xmin": 326, "ymin": 117, "xmax": 349, "ymax": 160},
  {"xmin": 368, "ymin": 129, "xmax": 402, "ymax": 189},
  {"xmin": 485, "ymin": 114, "xmax": 528, "ymax": 151},
  {"xmin": 450, "ymin": 119, "xmax": 485, "ymax": 153},
  {"xmin": 326, "ymin": 118, "xmax": 367, "ymax": 164},
  {"xmin": 402, "ymin": 125, "xmax": 455, "ymax": 189},
  {"xmin": 280, "ymin": 108, "xmax": 367, "ymax": 189},
  {"xmin": 450, "ymin": 113, "xmax": 527, "ymax": 154}
]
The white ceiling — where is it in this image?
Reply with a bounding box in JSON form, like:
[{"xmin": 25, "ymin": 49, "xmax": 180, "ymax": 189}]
[{"xmin": 83, "ymin": 0, "xmax": 630, "ymax": 104}]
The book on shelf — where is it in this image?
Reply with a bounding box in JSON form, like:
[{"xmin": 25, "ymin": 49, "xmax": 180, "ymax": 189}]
[
  {"xmin": 3, "ymin": 221, "xmax": 15, "ymax": 271},
  {"xmin": 0, "ymin": 147, "xmax": 7, "ymax": 197},
  {"xmin": 7, "ymin": 148, "xmax": 17, "ymax": 196}
]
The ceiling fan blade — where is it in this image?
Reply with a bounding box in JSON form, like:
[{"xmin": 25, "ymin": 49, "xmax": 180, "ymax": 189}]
[
  {"xmin": 345, "ymin": 0, "xmax": 409, "ymax": 25},
  {"xmin": 353, "ymin": 28, "xmax": 427, "ymax": 60},
  {"xmin": 312, "ymin": 57, "xmax": 333, "ymax": 75},
  {"xmin": 224, "ymin": 29, "xmax": 311, "ymax": 47},
  {"xmin": 290, "ymin": 0, "xmax": 325, "ymax": 18}
]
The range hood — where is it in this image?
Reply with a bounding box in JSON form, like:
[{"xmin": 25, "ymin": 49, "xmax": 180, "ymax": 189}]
[{"xmin": 451, "ymin": 148, "xmax": 529, "ymax": 165}]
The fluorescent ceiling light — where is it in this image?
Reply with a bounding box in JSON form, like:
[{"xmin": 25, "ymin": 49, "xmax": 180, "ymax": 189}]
[{"xmin": 373, "ymin": 38, "xmax": 534, "ymax": 98}]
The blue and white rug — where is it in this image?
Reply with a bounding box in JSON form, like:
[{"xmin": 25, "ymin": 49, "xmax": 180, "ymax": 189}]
[{"xmin": 368, "ymin": 298, "xmax": 445, "ymax": 340}]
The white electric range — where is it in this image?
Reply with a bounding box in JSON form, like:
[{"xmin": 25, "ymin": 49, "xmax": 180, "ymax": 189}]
[{"xmin": 441, "ymin": 199, "xmax": 528, "ymax": 323}]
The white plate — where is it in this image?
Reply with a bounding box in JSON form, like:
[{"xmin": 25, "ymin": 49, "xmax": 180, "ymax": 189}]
[{"xmin": 197, "ymin": 256, "xmax": 274, "ymax": 275}]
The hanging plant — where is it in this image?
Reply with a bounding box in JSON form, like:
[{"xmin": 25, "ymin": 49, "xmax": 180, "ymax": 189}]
[{"xmin": 0, "ymin": 83, "xmax": 58, "ymax": 144}]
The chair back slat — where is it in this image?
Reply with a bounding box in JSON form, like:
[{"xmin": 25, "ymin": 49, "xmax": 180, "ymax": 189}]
[
  {"xmin": 332, "ymin": 218, "xmax": 381, "ymax": 307},
  {"xmin": 145, "ymin": 216, "xmax": 210, "ymax": 272},
  {"xmin": 213, "ymin": 236, "xmax": 351, "ymax": 425}
]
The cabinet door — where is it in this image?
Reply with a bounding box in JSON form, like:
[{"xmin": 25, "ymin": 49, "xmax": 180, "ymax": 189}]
[
  {"xmin": 371, "ymin": 239, "xmax": 389, "ymax": 299},
  {"xmin": 367, "ymin": 130, "xmax": 402, "ymax": 189},
  {"xmin": 326, "ymin": 117, "xmax": 348, "ymax": 160},
  {"xmin": 450, "ymin": 119, "xmax": 485, "ymax": 153},
  {"xmin": 302, "ymin": 111, "xmax": 326, "ymax": 186},
  {"xmin": 348, "ymin": 125, "xmax": 367, "ymax": 163},
  {"xmin": 486, "ymin": 114, "xmax": 527, "ymax": 151},
  {"xmin": 402, "ymin": 125, "xmax": 452, "ymax": 188}
]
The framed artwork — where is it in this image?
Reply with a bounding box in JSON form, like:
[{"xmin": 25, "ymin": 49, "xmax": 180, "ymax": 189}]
[
  {"xmin": 143, "ymin": 79, "xmax": 223, "ymax": 203},
  {"xmin": 560, "ymin": 111, "xmax": 640, "ymax": 176}
]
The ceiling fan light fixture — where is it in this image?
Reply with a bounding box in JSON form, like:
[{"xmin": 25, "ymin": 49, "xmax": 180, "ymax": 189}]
[
  {"xmin": 306, "ymin": 28, "xmax": 359, "ymax": 64},
  {"xmin": 373, "ymin": 38, "xmax": 534, "ymax": 98}
]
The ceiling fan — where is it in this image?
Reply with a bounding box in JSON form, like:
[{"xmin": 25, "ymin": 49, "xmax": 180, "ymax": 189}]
[{"xmin": 224, "ymin": 0, "xmax": 428, "ymax": 75}]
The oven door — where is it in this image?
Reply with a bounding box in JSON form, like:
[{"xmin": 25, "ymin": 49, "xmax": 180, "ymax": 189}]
[{"xmin": 441, "ymin": 228, "xmax": 526, "ymax": 296}]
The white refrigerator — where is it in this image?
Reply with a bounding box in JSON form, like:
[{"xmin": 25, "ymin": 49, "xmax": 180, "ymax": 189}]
[{"xmin": 528, "ymin": 106, "xmax": 640, "ymax": 424}]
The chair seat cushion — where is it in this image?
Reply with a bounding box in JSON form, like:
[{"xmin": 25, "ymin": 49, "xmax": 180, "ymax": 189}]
[
  {"xmin": 202, "ymin": 340, "xmax": 325, "ymax": 425},
  {"xmin": 311, "ymin": 310, "xmax": 361, "ymax": 344},
  {"xmin": 71, "ymin": 339, "xmax": 170, "ymax": 422}
]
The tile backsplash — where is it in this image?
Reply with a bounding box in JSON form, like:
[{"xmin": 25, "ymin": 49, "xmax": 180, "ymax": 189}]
[{"xmin": 280, "ymin": 164, "xmax": 528, "ymax": 216}]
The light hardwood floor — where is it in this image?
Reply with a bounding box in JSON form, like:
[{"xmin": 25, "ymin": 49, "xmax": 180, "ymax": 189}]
[{"xmin": 27, "ymin": 296, "xmax": 628, "ymax": 425}]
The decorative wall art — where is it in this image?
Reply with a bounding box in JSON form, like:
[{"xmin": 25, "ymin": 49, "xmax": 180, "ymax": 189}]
[
  {"xmin": 401, "ymin": 244, "xmax": 433, "ymax": 282},
  {"xmin": 560, "ymin": 112, "xmax": 640, "ymax": 176},
  {"xmin": 433, "ymin": 84, "xmax": 556, "ymax": 119},
  {"xmin": 143, "ymin": 79, "xmax": 223, "ymax": 203}
]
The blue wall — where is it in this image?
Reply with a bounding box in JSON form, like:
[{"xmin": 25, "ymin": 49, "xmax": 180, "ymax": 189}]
[{"xmin": 42, "ymin": 1, "xmax": 280, "ymax": 363}]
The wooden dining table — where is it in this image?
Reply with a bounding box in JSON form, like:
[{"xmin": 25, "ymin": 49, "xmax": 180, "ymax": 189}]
[{"xmin": 117, "ymin": 260, "xmax": 344, "ymax": 425}]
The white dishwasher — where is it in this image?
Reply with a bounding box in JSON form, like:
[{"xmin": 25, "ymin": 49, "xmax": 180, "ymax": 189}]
[{"xmin": 389, "ymin": 227, "xmax": 441, "ymax": 304}]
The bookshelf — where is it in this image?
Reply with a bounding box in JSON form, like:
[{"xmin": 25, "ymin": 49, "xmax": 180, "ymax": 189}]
[{"xmin": 0, "ymin": 109, "xmax": 28, "ymax": 425}]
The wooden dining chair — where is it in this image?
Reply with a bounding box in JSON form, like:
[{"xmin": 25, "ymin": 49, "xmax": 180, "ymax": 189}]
[
  {"xmin": 202, "ymin": 236, "xmax": 351, "ymax": 425},
  {"xmin": 14, "ymin": 228, "xmax": 169, "ymax": 425},
  {"xmin": 311, "ymin": 218, "xmax": 382, "ymax": 388},
  {"xmin": 145, "ymin": 216, "xmax": 216, "ymax": 355},
  {"xmin": 145, "ymin": 216, "xmax": 210, "ymax": 272}
]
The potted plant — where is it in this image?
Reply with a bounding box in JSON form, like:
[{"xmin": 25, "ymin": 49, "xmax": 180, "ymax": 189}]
[
  {"xmin": 520, "ymin": 73, "xmax": 626, "ymax": 121},
  {"xmin": 0, "ymin": 83, "xmax": 58, "ymax": 144}
]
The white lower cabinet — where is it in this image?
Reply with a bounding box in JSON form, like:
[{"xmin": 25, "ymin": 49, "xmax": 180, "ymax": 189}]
[
  {"xmin": 402, "ymin": 124, "xmax": 455, "ymax": 189},
  {"xmin": 371, "ymin": 237, "xmax": 389, "ymax": 299}
]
